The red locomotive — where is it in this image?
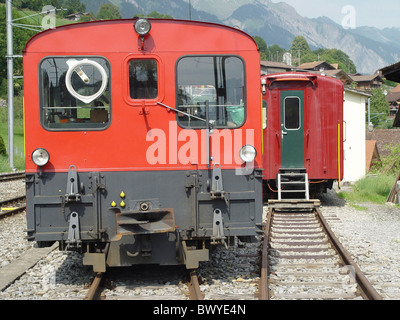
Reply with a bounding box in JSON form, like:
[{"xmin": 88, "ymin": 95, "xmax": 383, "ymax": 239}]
[
  {"xmin": 261, "ymin": 72, "xmax": 344, "ymax": 200},
  {"xmin": 23, "ymin": 18, "xmax": 264, "ymax": 270}
]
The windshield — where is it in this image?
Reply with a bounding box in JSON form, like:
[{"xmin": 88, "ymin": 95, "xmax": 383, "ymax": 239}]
[
  {"xmin": 40, "ymin": 57, "xmax": 111, "ymax": 130},
  {"xmin": 176, "ymin": 56, "xmax": 246, "ymax": 128}
]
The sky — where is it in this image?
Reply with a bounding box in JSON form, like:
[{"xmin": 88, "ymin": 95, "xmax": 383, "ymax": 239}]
[{"xmin": 272, "ymin": 0, "xmax": 400, "ymax": 29}]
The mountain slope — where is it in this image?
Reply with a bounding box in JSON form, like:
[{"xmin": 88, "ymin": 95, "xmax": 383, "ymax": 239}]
[
  {"xmin": 222, "ymin": 0, "xmax": 399, "ymax": 74},
  {"xmin": 81, "ymin": 0, "xmax": 400, "ymax": 74}
]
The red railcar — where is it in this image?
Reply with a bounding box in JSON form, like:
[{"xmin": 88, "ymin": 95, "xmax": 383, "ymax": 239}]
[
  {"xmin": 261, "ymin": 72, "xmax": 344, "ymax": 199},
  {"xmin": 23, "ymin": 18, "xmax": 263, "ymax": 270}
]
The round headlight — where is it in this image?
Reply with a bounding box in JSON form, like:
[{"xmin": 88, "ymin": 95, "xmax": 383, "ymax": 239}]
[
  {"xmin": 32, "ymin": 148, "xmax": 50, "ymax": 167},
  {"xmin": 239, "ymin": 145, "xmax": 257, "ymax": 163},
  {"xmin": 134, "ymin": 18, "xmax": 151, "ymax": 36}
]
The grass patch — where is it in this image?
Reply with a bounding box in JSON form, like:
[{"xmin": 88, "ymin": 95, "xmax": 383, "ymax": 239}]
[
  {"xmin": 338, "ymin": 174, "xmax": 395, "ymax": 205},
  {"xmin": 0, "ymin": 96, "xmax": 25, "ymax": 172},
  {"xmin": 0, "ymin": 154, "xmax": 24, "ymax": 172},
  {"xmin": 348, "ymin": 203, "xmax": 368, "ymax": 211}
]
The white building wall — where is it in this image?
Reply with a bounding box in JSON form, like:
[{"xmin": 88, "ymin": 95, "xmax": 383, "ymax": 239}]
[{"xmin": 342, "ymin": 89, "xmax": 369, "ymax": 183}]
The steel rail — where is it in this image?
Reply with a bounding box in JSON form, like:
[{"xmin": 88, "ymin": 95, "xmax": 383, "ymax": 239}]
[
  {"xmin": 84, "ymin": 272, "xmax": 105, "ymax": 300},
  {"xmin": 259, "ymin": 208, "xmax": 272, "ymax": 300},
  {"xmin": 188, "ymin": 270, "xmax": 203, "ymax": 300},
  {"xmin": 0, "ymin": 172, "xmax": 25, "ymax": 183},
  {"xmin": 0, "ymin": 196, "xmax": 26, "ymax": 220},
  {"xmin": 315, "ymin": 207, "xmax": 383, "ymax": 300},
  {"xmin": 0, "ymin": 195, "xmax": 26, "ymax": 206}
]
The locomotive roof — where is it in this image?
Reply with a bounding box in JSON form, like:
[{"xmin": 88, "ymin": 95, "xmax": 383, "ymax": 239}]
[{"xmin": 24, "ymin": 18, "xmax": 257, "ymax": 54}]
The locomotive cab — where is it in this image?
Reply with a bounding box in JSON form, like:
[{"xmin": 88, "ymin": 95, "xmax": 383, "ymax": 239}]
[{"xmin": 23, "ymin": 18, "xmax": 264, "ymax": 271}]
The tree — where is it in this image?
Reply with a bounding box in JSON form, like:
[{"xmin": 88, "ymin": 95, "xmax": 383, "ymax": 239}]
[
  {"xmin": 136, "ymin": 11, "xmax": 173, "ymax": 19},
  {"xmin": 290, "ymin": 36, "xmax": 311, "ymax": 54},
  {"xmin": 0, "ymin": 6, "xmax": 36, "ymax": 98},
  {"xmin": 0, "ymin": 0, "xmax": 89, "ymax": 98},
  {"xmin": 287, "ymin": 36, "xmax": 357, "ymax": 72},
  {"xmin": 320, "ymin": 49, "xmax": 357, "ymax": 74},
  {"xmin": 63, "ymin": 0, "xmax": 86, "ymax": 15},
  {"xmin": 290, "ymin": 36, "xmax": 316, "ymax": 65},
  {"xmin": 253, "ymin": 36, "xmax": 267, "ymax": 60},
  {"xmin": 0, "ymin": 135, "xmax": 7, "ymax": 157},
  {"xmin": 96, "ymin": 3, "xmax": 122, "ymax": 20},
  {"xmin": 7, "ymin": 0, "xmax": 86, "ymax": 17},
  {"xmin": 369, "ymin": 88, "xmax": 389, "ymax": 126},
  {"xmin": 266, "ymin": 44, "xmax": 286, "ymax": 62}
]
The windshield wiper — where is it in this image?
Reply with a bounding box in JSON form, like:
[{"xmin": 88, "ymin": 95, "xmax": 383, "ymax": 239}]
[{"xmin": 157, "ymin": 102, "xmax": 206, "ymax": 122}]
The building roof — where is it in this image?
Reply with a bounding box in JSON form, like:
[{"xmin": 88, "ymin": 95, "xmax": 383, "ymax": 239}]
[
  {"xmin": 260, "ymin": 61, "xmax": 292, "ymax": 69},
  {"xmin": 344, "ymin": 87, "xmax": 372, "ymax": 97},
  {"xmin": 330, "ymin": 63, "xmax": 339, "ymax": 70},
  {"xmin": 66, "ymin": 12, "xmax": 88, "ymax": 17},
  {"xmin": 350, "ymin": 74, "xmax": 383, "ymax": 83},
  {"xmin": 380, "ymin": 61, "xmax": 400, "ymax": 83},
  {"xmin": 324, "ymin": 69, "xmax": 352, "ymax": 84},
  {"xmin": 65, "ymin": 12, "xmax": 96, "ymax": 20},
  {"xmin": 366, "ymin": 129, "xmax": 400, "ymax": 156},
  {"xmin": 296, "ymin": 61, "xmax": 336, "ymax": 71},
  {"xmin": 386, "ymin": 92, "xmax": 400, "ymax": 103}
]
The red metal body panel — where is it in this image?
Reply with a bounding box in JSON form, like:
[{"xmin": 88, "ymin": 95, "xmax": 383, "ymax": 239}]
[
  {"xmin": 23, "ymin": 19, "xmax": 262, "ymax": 173},
  {"xmin": 262, "ymin": 72, "xmax": 344, "ymax": 181}
]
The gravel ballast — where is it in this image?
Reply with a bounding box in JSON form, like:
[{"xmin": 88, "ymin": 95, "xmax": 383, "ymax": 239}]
[{"xmin": 1, "ymin": 180, "xmax": 400, "ymax": 300}]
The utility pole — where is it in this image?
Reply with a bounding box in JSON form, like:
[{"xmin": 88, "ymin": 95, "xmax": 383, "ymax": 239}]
[
  {"xmin": 5, "ymin": 2, "xmax": 56, "ymax": 170},
  {"xmin": 189, "ymin": 0, "xmax": 192, "ymax": 20},
  {"xmin": 6, "ymin": 0, "xmax": 15, "ymax": 170}
]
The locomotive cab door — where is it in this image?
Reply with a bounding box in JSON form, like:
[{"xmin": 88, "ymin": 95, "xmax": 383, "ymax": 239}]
[{"xmin": 280, "ymin": 90, "xmax": 304, "ymax": 169}]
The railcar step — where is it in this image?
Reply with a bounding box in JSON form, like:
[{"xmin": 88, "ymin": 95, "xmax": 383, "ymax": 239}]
[{"xmin": 277, "ymin": 171, "xmax": 309, "ymax": 201}]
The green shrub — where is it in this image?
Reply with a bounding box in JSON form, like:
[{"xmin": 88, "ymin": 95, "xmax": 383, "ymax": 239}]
[{"xmin": 0, "ymin": 135, "xmax": 7, "ymax": 156}]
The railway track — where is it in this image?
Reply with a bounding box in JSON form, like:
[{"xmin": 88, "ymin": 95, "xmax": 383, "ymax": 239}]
[
  {"xmin": 259, "ymin": 200, "xmax": 382, "ymax": 300},
  {"xmin": 1, "ymin": 183, "xmax": 394, "ymax": 300},
  {"xmin": 84, "ymin": 272, "xmax": 106, "ymax": 300},
  {"xmin": 187, "ymin": 270, "xmax": 204, "ymax": 300},
  {"xmin": 0, "ymin": 196, "xmax": 26, "ymax": 220},
  {"xmin": 84, "ymin": 268, "xmax": 204, "ymax": 300},
  {"xmin": 0, "ymin": 172, "xmax": 25, "ymax": 183}
]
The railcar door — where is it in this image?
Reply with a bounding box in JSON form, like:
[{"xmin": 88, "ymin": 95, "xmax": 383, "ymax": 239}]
[{"xmin": 280, "ymin": 90, "xmax": 304, "ymax": 168}]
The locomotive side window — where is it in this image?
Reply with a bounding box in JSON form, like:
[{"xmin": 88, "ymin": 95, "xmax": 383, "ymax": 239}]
[
  {"xmin": 176, "ymin": 56, "xmax": 245, "ymax": 128},
  {"xmin": 284, "ymin": 97, "xmax": 301, "ymax": 130},
  {"xmin": 40, "ymin": 57, "xmax": 111, "ymax": 130},
  {"xmin": 129, "ymin": 59, "xmax": 158, "ymax": 99}
]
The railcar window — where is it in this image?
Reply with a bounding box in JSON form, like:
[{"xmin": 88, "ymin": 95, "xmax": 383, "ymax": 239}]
[
  {"xmin": 284, "ymin": 97, "xmax": 300, "ymax": 130},
  {"xmin": 129, "ymin": 59, "xmax": 158, "ymax": 99},
  {"xmin": 40, "ymin": 57, "xmax": 111, "ymax": 130},
  {"xmin": 176, "ymin": 56, "xmax": 245, "ymax": 128}
]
